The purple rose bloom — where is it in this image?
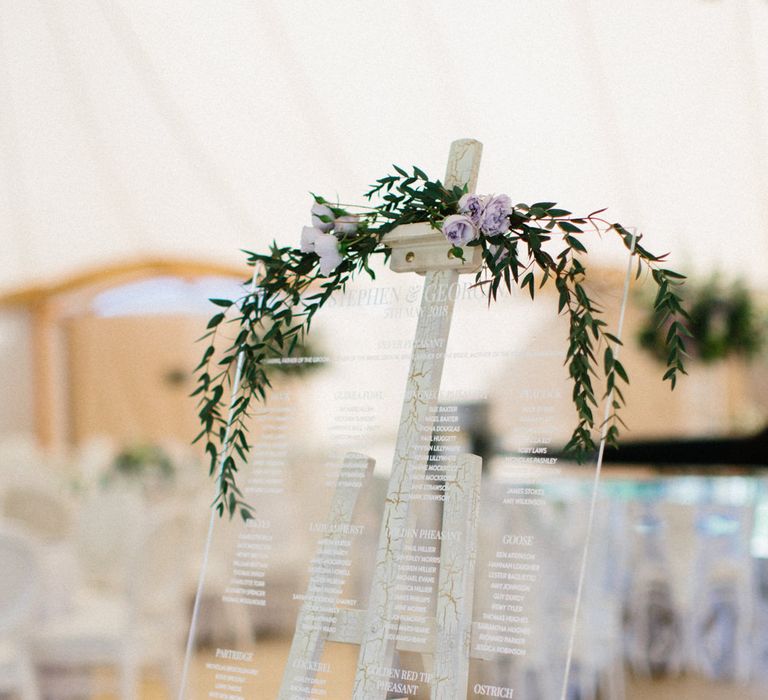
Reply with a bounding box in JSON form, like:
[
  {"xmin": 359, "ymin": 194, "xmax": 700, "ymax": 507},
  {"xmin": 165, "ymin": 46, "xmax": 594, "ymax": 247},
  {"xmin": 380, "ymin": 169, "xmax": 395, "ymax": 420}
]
[
  {"xmin": 458, "ymin": 193, "xmax": 487, "ymax": 225},
  {"xmin": 441, "ymin": 214, "xmax": 478, "ymax": 247},
  {"xmin": 479, "ymin": 194, "xmax": 513, "ymax": 235}
]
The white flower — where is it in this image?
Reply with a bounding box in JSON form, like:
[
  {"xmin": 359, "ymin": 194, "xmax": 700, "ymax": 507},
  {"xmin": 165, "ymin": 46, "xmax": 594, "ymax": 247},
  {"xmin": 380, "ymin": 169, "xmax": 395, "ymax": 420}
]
[
  {"xmin": 314, "ymin": 233, "xmax": 343, "ymax": 276},
  {"xmin": 334, "ymin": 214, "xmax": 359, "ymax": 235},
  {"xmin": 311, "ymin": 202, "xmax": 335, "ymax": 232},
  {"xmin": 301, "ymin": 226, "xmax": 324, "ymax": 253}
]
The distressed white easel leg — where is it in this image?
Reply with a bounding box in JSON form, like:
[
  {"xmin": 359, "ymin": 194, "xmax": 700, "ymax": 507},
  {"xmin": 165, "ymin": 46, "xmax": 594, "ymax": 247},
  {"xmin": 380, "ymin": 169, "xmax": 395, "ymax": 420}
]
[
  {"xmin": 352, "ymin": 268, "xmax": 457, "ymax": 699},
  {"xmin": 432, "ymin": 453, "xmax": 482, "ymax": 699},
  {"xmin": 352, "ymin": 139, "xmax": 482, "ymax": 700},
  {"xmin": 278, "ymin": 453, "xmax": 375, "ymax": 699}
]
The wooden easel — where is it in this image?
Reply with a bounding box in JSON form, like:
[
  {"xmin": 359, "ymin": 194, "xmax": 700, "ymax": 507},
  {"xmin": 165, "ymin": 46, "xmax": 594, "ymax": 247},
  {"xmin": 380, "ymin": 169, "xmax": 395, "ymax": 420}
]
[{"xmin": 279, "ymin": 140, "xmax": 486, "ymax": 700}]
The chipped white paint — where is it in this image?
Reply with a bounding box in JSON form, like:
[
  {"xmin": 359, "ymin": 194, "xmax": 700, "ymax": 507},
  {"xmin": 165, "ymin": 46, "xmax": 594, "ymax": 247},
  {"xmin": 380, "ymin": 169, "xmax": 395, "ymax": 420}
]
[
  {"xmin": 278, "ymin": 452, "xmax": 374, "ymax": 699},
  {"xmin": 432, "ymin": 454, "xmax": 482, "ymax": 699},
  {"xmin": 352, "ymin": 139, "xmax": 483, "ymax": 700},
  {"xmin": 327, "ymin": 608, "xmax": 366, "ymax": 645}
]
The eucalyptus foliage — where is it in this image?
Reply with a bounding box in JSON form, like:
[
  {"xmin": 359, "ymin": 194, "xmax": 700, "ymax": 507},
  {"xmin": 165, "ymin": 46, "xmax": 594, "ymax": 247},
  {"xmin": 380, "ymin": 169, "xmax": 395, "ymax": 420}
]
[{"xmin": 194, "ymin": 167, "xmax": 688, "ymax": 520}]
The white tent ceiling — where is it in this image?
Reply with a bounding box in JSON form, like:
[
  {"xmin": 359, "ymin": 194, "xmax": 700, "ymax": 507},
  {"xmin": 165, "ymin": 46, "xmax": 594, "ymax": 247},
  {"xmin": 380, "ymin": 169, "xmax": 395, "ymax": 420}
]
[{"xmin": 1, "ymin": 0, "xmax": 767, "ymax": 295}]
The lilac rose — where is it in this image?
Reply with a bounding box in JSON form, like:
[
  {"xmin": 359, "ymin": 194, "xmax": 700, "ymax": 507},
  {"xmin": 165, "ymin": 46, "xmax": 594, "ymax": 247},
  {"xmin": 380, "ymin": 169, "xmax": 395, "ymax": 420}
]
[
  {"xmin": 311, "ymin": 202, "xmax": 335, "ymax": 232},
  {"xmin": 479, "ymin": 194, "xmax": 513, "ymax": 235},
  {"xmin": 441, "ymin": 214, "xmax": 478, "ymax": 247},
  {"xmin": 458, "ymin": 193, "xmax": 487, "ymax": 225}
]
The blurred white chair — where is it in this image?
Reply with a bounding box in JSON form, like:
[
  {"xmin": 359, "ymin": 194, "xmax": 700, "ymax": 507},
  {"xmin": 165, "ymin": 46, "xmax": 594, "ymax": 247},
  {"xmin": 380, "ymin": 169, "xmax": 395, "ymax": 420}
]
[
  {"xmin": 1, "ymin": 485, "xmax": 74, "ymax": 544},
  {"xmin": 32, "ymin": 505, "xmax": 192, "ymax": 699},
  {"xmin": 1, "ymin": 483, "xmax": 81, "ymax": 622},
  {"xmin": 73, "ymin": 487, "xmax": 146, "ymax": 593},
  {"xmin": 689, "ymin": 505, "xmax": 754, "ymax": 683},
  {"xmin": 624, "ymin": 502, "xmax": 684, "ymax": 678},
  {"xmin": 0, "ymin": 525, "xmax": 42, "ymax": 700},
  {"xmin": 0, "ymin": 435, "xmax": 46, "ymax": 486},
  {"xmin": 73, "ymin": 436, "xmax": 117, "ymax": 489}
]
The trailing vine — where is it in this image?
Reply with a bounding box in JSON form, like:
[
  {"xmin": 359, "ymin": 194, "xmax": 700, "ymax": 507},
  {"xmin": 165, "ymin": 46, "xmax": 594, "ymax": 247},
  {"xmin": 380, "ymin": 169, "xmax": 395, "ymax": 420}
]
[{"xmin": 193, "ymin": 166, "xmax": 689, "ymax": 520}]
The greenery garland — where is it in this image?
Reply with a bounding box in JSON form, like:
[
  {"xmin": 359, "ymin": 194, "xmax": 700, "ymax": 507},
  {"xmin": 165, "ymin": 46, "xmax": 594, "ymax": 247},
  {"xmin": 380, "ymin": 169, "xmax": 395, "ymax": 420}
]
[
  {"xmin": 109, "ymin": 442, "xmax": 174, "ymax": 483},
  {"xmin": 194, "ymin": 166, "xmax": 689, "ymax": 520},
  {"xmin": 639, "ymin": 275, "xmax": 763, "ymax": 364}
]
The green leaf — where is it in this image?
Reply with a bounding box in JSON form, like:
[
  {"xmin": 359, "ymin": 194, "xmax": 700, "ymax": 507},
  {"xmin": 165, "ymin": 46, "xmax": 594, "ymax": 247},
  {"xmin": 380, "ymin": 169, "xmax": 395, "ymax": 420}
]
[
  {"xmin": 613, "ymin": 359, "xmax": 629, "ymax": 383},
  {"xmin": 228, "ymin": 492, "xmax": 237, "ymax": 517},
  {"xmin": 210, "ymin": 298, "xmax": 234, "ymax": 308},
  {"xmin": 604, "ymin": 347, "xmax": 614, "ymax": 374},
  {"xmin": 240, "ymin": 508, "xmax": 253, "ymax": 522},
  {"xmin": 564, "ymin": 234, "xmax": 587, "ymax": 252},
  {"xmin": 207, "ymin": 313, "xmax": 225, "ymax": 329},
  {"xmin": 521, "ymin": 272, "xmax": 535, "ymax": 299},
  {"xmin": 194, "ymin": 346, "xmax": 215, "ymax": 371},
  {"xmin": 450, "ymin": 245, "xmax": 465, "ymax": 261}
]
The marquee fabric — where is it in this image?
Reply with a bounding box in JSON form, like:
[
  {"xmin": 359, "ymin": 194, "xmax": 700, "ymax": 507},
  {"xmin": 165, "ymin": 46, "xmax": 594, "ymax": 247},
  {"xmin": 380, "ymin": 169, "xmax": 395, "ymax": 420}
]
[{"xmin": 1, "ymin": 0, "xmax": 767, "ymax": 294}]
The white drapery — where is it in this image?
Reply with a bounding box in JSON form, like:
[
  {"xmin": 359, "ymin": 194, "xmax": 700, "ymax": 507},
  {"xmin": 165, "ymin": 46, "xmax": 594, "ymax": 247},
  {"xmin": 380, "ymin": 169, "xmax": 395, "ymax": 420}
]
[{"xmin": 1, "ymin": 0, "xmax": 767, "ymax": 295}]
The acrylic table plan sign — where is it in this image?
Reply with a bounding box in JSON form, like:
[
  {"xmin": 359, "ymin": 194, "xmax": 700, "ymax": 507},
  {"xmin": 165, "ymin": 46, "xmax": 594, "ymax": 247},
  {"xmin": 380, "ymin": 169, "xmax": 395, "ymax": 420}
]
[
  {"xmin": 180, "ymin": 138, "xmax": 642, "ymax": 700},
  {"xmin": 279, "ymin": 139, "xmax": 486, "ymax": 700}
]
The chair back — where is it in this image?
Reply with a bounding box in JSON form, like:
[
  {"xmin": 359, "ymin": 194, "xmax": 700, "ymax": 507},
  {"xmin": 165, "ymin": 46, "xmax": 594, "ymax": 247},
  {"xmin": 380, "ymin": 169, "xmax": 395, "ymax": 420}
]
[
  {"xmin": 130, "ymin": 506, "xmax": 192, "ymax": 621},
  {"xmin": 75, "ymin": 486, "xmax": 146, "ymax": 591},
  {"xmin": 0, "ymin": 525, "xmax": 42, "ymax": 635},
  {"xmin": 2, "ymin": 486, "xmax": 73, "ymax": 543}
]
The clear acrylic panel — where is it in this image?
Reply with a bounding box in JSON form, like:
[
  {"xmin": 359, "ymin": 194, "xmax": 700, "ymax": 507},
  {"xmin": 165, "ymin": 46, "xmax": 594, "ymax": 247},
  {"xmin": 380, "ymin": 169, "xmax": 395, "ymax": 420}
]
[{"xmin": 181, "ymin": 227, "xmax": 635, "ymax": 699}]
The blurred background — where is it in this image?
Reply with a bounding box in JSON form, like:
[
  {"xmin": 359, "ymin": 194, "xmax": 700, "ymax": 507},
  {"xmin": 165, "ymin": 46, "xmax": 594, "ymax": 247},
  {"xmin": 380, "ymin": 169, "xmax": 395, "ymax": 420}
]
[{"xmin": 1, "ymin": 1, "xmax": 768, "ymax": 698}]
